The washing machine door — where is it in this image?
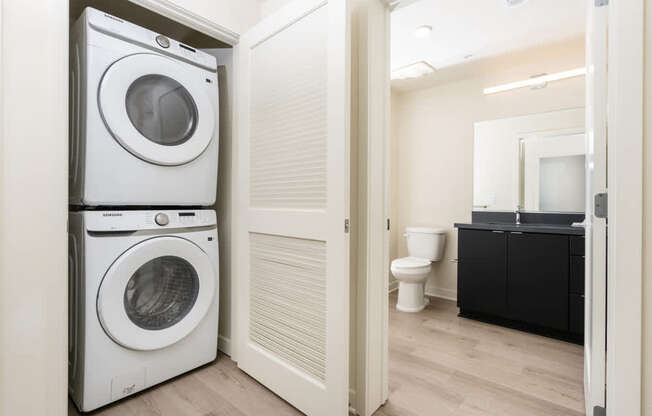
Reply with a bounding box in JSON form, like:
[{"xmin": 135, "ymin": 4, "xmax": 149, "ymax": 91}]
[
  {"xmin": 97, "ymin": 236, "xmax": 216, "ymax": 351},
  {"xmin": 99, "ymin": 53, "xmax": 215, "ymax": 166}
]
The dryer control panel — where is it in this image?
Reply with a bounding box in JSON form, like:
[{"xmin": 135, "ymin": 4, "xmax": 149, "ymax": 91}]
[
  {"xmin": 84, "ymin": 210, "xmax": 217, "ymax": 232},
  {"xmin": 84, "ymin": 7, "xmax": 217, "ymax": 72}
]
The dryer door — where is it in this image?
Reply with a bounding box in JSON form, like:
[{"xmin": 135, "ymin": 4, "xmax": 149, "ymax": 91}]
[
  {"xmin": 97, "ymin": 236, "xmax": 216, "ymax": 351},
  {"xmin": 99, "ymin": 53, "xmax": 216, "ymax": 166}
]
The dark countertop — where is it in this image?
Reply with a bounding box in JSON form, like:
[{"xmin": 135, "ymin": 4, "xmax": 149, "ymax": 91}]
[{"xmin": 454, "ymin": 222, "xmax": 585, "ymax": 236}]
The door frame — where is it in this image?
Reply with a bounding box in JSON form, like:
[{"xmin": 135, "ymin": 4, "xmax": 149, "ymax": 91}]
[
  {"xmin": 350, "ymin": 1, "xmax": 391, "ymax": 415},
  {"xmin": 371, "ymin": 1, "xmax": 644, "ymax": 415},
  {"xmin": 605, "ymin": 0, "xmax": 643, "ymax": 414}
]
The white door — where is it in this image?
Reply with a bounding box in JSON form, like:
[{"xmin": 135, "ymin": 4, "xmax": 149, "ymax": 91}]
[
  {"xmin": 99, "ymin": 53, "xmax": 216, "ymax": 166},
  {"xmin": 97, "ymin": 236, "xmax": 216, "ymax": 351},
  {"xmin": 584, "ymin": 0, "xmax": 607, "ymax": 413},
  {"xmin": 235, "ymin": 0, "xmax": 350, "ymax": 415}
]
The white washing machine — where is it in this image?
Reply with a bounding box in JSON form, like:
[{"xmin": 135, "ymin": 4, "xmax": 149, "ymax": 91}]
[
  {"xmin": 70, "ymin": 8, "xmax": 219, "ymax": 206},
  {"xmin": 68, "ymin": 210, "xmax": 219, "ymax": 412}
]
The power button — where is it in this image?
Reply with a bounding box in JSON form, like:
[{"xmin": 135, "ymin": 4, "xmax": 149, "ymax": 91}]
[
  {"xmin": 155, "ymin": 213, "xmax": 169, "ymax": 226},
  {"xmin": 156, "ymin": 35, "xmax": 170, "ymax": 48}
]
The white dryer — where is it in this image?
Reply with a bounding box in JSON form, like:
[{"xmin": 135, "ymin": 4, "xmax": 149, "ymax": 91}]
[
  {"xmin": 68, "ymin": 210, "xmax": 219, "ymax": 412},
  {"xmin": 70, "ymin": 8, "xmax": 219, "ymax": 206}
]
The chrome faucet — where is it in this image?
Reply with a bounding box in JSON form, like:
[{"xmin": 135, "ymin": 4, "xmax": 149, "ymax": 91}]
[{"xmin": 515, "ymin": 205, "xmax": 522, "ymax": 225}]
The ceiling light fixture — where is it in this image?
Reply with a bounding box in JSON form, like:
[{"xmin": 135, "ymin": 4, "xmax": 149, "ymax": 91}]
[
  {"xmin": 414, "ymin": 25, "xmax": 432, "ymax": 39},
  {"xmin": 483, "ymin": 67, "xmax": 587, "ymax": 95},
  {"xmin": 391, "ymin": 61, "xmax": 436, "ymax": 80}
]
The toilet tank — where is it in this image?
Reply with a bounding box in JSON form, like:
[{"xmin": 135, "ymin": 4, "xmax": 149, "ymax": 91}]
[{"xmin": 405, "ymin": 227, "xmax": 447, "ymax": 261}]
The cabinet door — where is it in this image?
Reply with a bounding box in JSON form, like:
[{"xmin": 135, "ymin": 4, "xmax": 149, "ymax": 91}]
[
  {"xmin": 507, "ymin": 233, "xmax": 569, "ymax": 330},
  {"xmin": 458, "ymin": 229, "xmax": 507, "ymax": 316}
]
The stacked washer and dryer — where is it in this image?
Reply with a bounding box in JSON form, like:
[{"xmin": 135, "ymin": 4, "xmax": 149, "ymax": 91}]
[{"xmin": 68, "ymin": 8, "xmax": 221, "ymax": 412}]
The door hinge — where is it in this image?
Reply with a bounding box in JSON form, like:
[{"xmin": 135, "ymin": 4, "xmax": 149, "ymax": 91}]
[
  {"xmin": 345, "ymin": 218, "xmax": 350, "ymax": 234},
  {"xmin": 593, "ymin": 406, "xmax": 606, "ymax": 416},
  {"xmin": 595, "ymin": 192, "xmax": 608, "ymax": 219},
  {"xmin": 595, "ymin": 0, "xmax": 608, "ymax": 6},
  {"xmin": 387, "ymin": 218, "xmax": 390, "ymax": 231}
]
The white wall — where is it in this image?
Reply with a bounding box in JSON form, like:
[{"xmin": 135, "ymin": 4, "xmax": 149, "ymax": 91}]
[
  {"xmin": 204, "ymin": 48, "xmax": 235, "ymax": 356},
  {"xmin": 259, "ymin": 0, "xmax": 295, "ymax": 20},
  {"xmin": 390, "ymin": 37, "xmax": 585, "ymax": 300},
  {"xmin": 169, "ymin": 0, "xmax": 262, "ymax": 35},
  {"xmin": 0, "ymin": 1, "xmax": 69, "ymax": 415}
]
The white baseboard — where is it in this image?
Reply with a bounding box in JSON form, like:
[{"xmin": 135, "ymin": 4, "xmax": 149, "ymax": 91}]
[
  {"xmin": 425, "ymin": 287, "xmax": 457, "ymax": 302},
  {"xmin": 388, "ymin": 280, "xmax": 398, "ymax": 293},
  {"xmin": 218, "ymin": 334, "xmax": 232, "ymax": 356}
]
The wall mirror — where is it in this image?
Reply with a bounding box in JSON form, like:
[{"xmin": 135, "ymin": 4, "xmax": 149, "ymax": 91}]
[{"xmin": 473, "ymin": 107, "xmax": 585, "ymax": 213}]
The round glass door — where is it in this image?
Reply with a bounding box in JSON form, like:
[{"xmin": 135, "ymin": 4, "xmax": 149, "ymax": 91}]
[
  {"xmin": 99, "ymin": 53, "xmax": 216, "ymax": 166},
  {"xmin": 124, "ymin": 256, "xmax": 199, "ymax": 330},
  {"xmin": 97, "ymin": 237, "xmax": 216, "ymax": 351},
  {"xmin": 125, "ymin": 75, "xmax": 198, "ymax": 147}
]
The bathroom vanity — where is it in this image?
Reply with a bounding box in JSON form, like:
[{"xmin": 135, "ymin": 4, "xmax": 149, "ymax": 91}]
[
  {"xmin": 464, "ymin": 109, "xmax": 588, "ymax": 343},
  {"xmin": 454, "ymin": 218, "xmax": 584, "ymax": 343}
]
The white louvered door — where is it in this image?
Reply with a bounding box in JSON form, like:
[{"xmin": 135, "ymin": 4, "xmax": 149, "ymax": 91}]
[{"xmin": 235, "ymin": 1, "xmax": 350, "ymax": 415}]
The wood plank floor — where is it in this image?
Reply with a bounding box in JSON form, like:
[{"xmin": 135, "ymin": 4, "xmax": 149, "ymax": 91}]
[
  {"xmin": 379, "ymin": 294, "xmax": 584, "ymax": 416},
  {"xmin": 70, "ymin": 295, "xmax": 584, "ymax": 415}
]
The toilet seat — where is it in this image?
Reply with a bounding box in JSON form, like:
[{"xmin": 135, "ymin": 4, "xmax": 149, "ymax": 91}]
[
  {"xmin": 391, "ymin": 257, "xmax": 432, "ymax": 285},
  {"xmin": 391, "ymin": 257, "xmax": 431, "ymax": 268}
]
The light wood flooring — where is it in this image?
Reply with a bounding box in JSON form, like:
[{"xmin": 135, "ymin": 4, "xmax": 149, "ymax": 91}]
[{"xmin": 70, "ymin": 295, "xmax": 584, "ymax": 416}]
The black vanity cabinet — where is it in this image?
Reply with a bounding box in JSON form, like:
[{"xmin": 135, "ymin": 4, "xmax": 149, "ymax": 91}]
[
  {"xmin": 457, "ymin": 226, "xmax": 584, "ymax": 342},
  {"xmin": 457, "ymin": 229, "xmax": 507, "ymax": 317},
  {"xmin": 507, "ymin": 232, "xmax": 569, "ymax": 331}
]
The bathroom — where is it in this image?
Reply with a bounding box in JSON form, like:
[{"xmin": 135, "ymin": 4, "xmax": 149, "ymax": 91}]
[{"xmin": 386, "ymin": 0, "xmax": 592, "ymax": 413}]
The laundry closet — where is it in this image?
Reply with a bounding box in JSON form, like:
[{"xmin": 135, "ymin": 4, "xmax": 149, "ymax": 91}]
[
  {"xmin": 57, "ymin": 1, "xmax": 384, "ymax": 416},
  {"xmin": 67, "ymin": 1, "xmax": 231, "ymax": 411}
]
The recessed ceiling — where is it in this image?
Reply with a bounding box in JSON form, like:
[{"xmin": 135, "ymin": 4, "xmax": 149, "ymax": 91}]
[{"xmin": 391, "ymin": 0, "xmax": 585, "ymax": 71}]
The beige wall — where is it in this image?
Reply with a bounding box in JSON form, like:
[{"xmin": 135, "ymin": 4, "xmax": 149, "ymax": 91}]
[
  {"xmin": 0, "ymin": 1, "xmax": 69, "ymax": 415},
  {"xmin": 390, "ymin": 38, "xmax": 585, "ymax": 299},
  {"xmin": 643, "ymin": 1, "xmax": 652, "ymax": 414}
]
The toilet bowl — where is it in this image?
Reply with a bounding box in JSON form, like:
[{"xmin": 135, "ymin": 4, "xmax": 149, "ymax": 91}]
[{"xmin": 391, "ymin": 227, "xmax": 446, "ymax": 313}]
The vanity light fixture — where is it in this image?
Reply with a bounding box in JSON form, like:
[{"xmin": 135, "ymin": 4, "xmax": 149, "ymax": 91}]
[
  {"xmin": 483, "ymin": 67, "xmax": 587, "ymax": 95},
  {"xmin": 391, "ymin": 61, "xmax": 436, "ymax": 80},
  {"xmin": 414, "ymin": 25, "xmax": 432, "ymax": 39},
  {"xmin": 504, "ymin": 0, "xmax": 529, "ymax": 7}
]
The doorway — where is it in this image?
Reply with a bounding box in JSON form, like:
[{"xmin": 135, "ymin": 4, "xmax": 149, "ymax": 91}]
[{"xmin": 359, "ymin": 0, "xmax": 643, "ymax": 414}]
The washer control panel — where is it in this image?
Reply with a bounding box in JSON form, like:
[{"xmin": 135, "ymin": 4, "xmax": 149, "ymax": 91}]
[{"xmin": 84, "ymin": 210, "xmax": 216, "ymax": 232}]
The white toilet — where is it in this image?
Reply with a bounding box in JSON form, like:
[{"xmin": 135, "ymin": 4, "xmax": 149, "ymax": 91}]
[{"xmin": 391, "ymin": 227, "xmax": 447, "ymax": 312}]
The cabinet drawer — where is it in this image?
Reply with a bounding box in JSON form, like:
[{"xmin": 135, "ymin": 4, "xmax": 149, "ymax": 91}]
[
  {"xmin": 569, "ymin": 294, "xmax": 585, "ymax": 334},
  {"xmin": 570, "ymin": 236, "xmax": 585, "ymax": 256},
  {"xmin": 570, "ymin": 256, "xmax": 585, "ymax": 295}
]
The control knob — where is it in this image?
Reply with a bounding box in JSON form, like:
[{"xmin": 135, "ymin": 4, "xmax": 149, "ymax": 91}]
[{"xmin": 155, "ymin": 213, "xmax": 169, "ymax": 226}]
